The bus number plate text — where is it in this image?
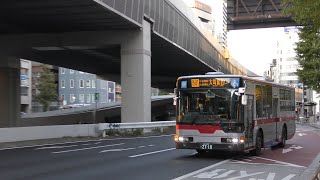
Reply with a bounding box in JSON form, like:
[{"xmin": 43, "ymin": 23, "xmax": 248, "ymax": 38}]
[{"xmin": 200, "ymin": 143, "xmax": 213, "ymax": 150}]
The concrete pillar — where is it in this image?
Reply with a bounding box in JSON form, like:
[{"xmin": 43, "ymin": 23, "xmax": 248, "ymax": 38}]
[
  {"xmin": 0, "ymin": 58, "xmax": 20, "ymax": 127},
  {"xmin": 121, "ymin": 20, "xmax": 151, "ymax": 123}
]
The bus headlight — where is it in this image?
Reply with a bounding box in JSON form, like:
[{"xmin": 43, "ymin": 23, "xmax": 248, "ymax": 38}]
[
  {"xmin": 232, "ymin": 138, "xmax": 239, "ymax": 143},
  {"xmin": 174, "ymin": 135, "xmax": 191, "ymax": 142}
]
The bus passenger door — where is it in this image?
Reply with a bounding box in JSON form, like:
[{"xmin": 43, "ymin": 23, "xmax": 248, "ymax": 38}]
[{"xmin": 245, "ymin": 95, "xmax": 254, "ymax": 147}]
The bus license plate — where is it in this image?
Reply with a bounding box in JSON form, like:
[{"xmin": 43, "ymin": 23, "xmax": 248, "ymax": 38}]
[{"xmin": 200, "ymin": 144, "xmax": 213, "ymax": 150}]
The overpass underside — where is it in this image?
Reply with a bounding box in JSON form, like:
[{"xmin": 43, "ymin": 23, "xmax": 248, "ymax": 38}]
[
  {"xmin": 227, "ymin": 0, "xmax": 296, "ymax": 30},
  {"xmin": 0, "ymin": 0, "xmax": 222, "ymax": 127}
]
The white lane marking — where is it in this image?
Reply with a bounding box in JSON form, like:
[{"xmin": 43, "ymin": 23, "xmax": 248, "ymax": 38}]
[
  {"xmin": 266, "ymin": 173, "xmax": 276, "ymax": 180},
  {"xmin": 194, "ymin": 169, "xmax": 225, "ymax": 178},
  {"xmin": 253, "ymin": 156, "xmax": 306, "ymax": 168},
  {"xmin": 172, "ymin": 159, "xmax": 230, "ymax": 180},
  {"xmin": 282, "ymin": 174, "xmax": 296, "ymax": 180},
  {"xmin": 229, "ymin": 161, "xmax": 304, "ymax": 168},
  {"xmin": 129, "ymin": 148, "xmax": 176, "ymax": 158},
  {"xmin": 138, "ymin": 146, "xmax": 146, "ymax": 148},
  {"xmin": 94, "ymin": 142, "xmax": 102, "ymax": 145},
  {"xmin": 211, "ymin": 170, "xmax": 236, "ymax": 179},
  {"xmin": 52, "ymin": 143, "xmax": 124, "ymax": 154},
  {"xmin": 0, "ymin": 134, "xmax": 172, "ymax": 151},
  {"xmin": 147, "ymin": 145, "xmax": 155, "ymax": 147},
  {"xmin": 100, "ymin": 147, "xmax": 136, "ymax": 153},
  {"xmin": 190, "ymin": 152, "xmax": 198, "ymax": 156},
  {"xmin": 225, "ymin": 171, "xmax": 265, "ymax": 180},
  {"xmin": 35, "ymin": 145, "xmax": 78, "ymax": 150}
]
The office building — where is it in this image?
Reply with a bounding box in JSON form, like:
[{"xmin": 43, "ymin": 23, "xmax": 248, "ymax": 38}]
[
  {"xmin": 20, "ymin": 59, "xmax": 32, "ymax": 113},
  {"xmin": 59, "ymin": 68, "xmax": 115, "ymax": 106}
]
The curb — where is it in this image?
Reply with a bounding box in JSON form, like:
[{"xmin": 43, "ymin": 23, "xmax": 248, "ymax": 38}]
[{"xmin": 300, "ymin": 153, "xmax": 320, "ymax": 179}]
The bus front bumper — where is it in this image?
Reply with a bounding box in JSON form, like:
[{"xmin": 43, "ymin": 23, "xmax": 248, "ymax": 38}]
[{"xmin": 175, "ymin": 142, "xmax": 245, "ymax": 152}]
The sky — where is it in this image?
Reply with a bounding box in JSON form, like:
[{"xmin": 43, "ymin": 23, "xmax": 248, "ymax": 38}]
[{"xmin": 227, "ymin": 27, "xmax": 285, "ymax": 76}]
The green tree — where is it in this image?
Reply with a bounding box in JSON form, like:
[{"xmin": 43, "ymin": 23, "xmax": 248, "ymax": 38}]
[
  {"xmin": 36, "ymin": 65, "xmax": 57, "ymax": 111},
  {"xmin": 282, "ymin": 0, "xmax": 320, "ymax": 92}
]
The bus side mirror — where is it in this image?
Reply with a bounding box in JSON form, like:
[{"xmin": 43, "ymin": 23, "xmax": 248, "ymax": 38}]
[
  {"xmin": 173, "ymin": 97, "xmax": 177, "ymax": 106},
  {"xmin": 241, "ymin": 94, "xmax": 247, "ymax": 105},
  {"xmin": 173, "ymin": 88, "xmax": 178, "ymax": 106}
]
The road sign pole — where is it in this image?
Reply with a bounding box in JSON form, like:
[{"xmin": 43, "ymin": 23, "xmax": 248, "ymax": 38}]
[{"xmin": 93, "ymin": 92, "xmax": 99, "ymax": 124}]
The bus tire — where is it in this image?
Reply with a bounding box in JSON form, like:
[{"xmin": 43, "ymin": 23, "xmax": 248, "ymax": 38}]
[
  {"xmin": 250, "ymin": 131, "xmax": 262, "ymax": 156},
  {"xmin": 279, "ymin": 127, "xmax": 287, "ymax": 148}
]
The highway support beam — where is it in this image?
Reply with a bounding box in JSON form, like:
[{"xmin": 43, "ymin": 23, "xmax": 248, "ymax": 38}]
[
  {"xmin": 121, "ymin": 19, "xmax": 151, "ymax": 123},
  {"xmin": 0, "ymin": 58, "xmax": 20, "ymax": 127}
]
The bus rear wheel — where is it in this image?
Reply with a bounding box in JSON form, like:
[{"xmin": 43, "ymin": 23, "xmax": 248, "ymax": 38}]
[
  {"xmin": 279, "ymin": 127, "xmax": 287, "ymax": 148},
  {"xmin": 250, "ymin": 132, "xmax": 262, "ymax": 156}
]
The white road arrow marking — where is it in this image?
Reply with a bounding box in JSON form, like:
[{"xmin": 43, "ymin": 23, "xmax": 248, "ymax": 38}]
[
  {"xmin": 282, "ymin": 148, "xmax": 293, "ymax": 154},
  {"xmin": 283, "ymin": 145, "xmax": 303, "ymax": 154},
  {"xmin": 298, "ymin": 133, "xmax": 306, "ymax": 136}
]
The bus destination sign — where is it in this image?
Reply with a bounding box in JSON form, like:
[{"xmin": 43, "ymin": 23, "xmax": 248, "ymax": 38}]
[{"xmin": 179, "ymin": 78, "xmax": 241, "ymax": 89}]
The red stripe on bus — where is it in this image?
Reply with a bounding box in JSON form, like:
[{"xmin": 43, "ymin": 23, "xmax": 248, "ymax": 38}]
[
  {"xmin": 176, "ymin": 125, "xmax": 221, "ymax": 134},
  {"xmin": 256, "ymin": 117, "xmax": 296, "ymax": 125}
]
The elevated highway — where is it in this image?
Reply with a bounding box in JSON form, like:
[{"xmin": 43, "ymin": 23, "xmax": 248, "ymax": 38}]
[{"xmin": 0, "ymin": 0, "xmax": 253, "ymax": 127}]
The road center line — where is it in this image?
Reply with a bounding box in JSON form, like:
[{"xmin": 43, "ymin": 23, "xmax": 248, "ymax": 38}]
[
  {"xmin": 52, "ymin": 143, "xmax": 124, "ymax": 154},
  {"xmin": 172, "ymin": 159, "xmax": 230, "ymax": 180},
  {"xmin": 129, "ymin": 148, "xmax": 176, "ymax": 158}
]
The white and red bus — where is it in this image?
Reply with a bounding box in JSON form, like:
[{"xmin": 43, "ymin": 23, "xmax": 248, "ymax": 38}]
[{"xmin": 174, "ymin": 72, "xmax": 296, "ymax": 155}]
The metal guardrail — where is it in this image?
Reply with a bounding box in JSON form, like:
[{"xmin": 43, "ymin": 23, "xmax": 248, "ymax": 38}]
[
  {"xmin": 22, "ymin": 95, "xmax": 174, "ymax": 118},
  {"xmin": 98, "ymin": 121, "xmax": 176, "ymax": 137}
]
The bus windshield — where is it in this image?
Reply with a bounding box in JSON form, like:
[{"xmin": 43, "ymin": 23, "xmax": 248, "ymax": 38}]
[{"xmin": 177, "ymin": 89, "xmax": 242, "ymax": 126}]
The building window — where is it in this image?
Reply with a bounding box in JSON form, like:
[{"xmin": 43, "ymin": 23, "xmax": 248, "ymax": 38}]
[
  {"xmin": 70, "ymin": 79, "xmax": 74, "ymax": 88},
  {"xmin": 61, "ymin": 68, "xmax": 65, "ymax": 74},
  {"xmin": 70, "ymin": 94, "xmax": 75, "ymax": 103},
  {"xmin": 87, "ymin": 94, "xmax": 91, "ymax": 103},
  {"xmin": 21, "ymin": 87, "xmax": 28, "ymax": 96},
  {"xmin": 86, "ymin": 80, "xmax": 91, "ymax": 88},
  {"xmin": 61, "ymin": 80, "xmax": 65, "ymax": 88},
  {"xmin": 92, "ymin": 80, "xmax": 96, "ymax": 89},
  {"xmin": 70, "ymin": 69, "xmax": 74, "ymax": 74},
  {"xmin": 79, "ymin": 94, "xmax": 84, "ymax": 103},
  {"xmin": 79, "ymin": 80, "xmax": 84, "ymax": 88}
]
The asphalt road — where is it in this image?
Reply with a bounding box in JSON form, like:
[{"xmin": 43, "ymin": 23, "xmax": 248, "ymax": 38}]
[{"xmin": 0, "ymin": 124, "xmax": 319, "ymax": 180}]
